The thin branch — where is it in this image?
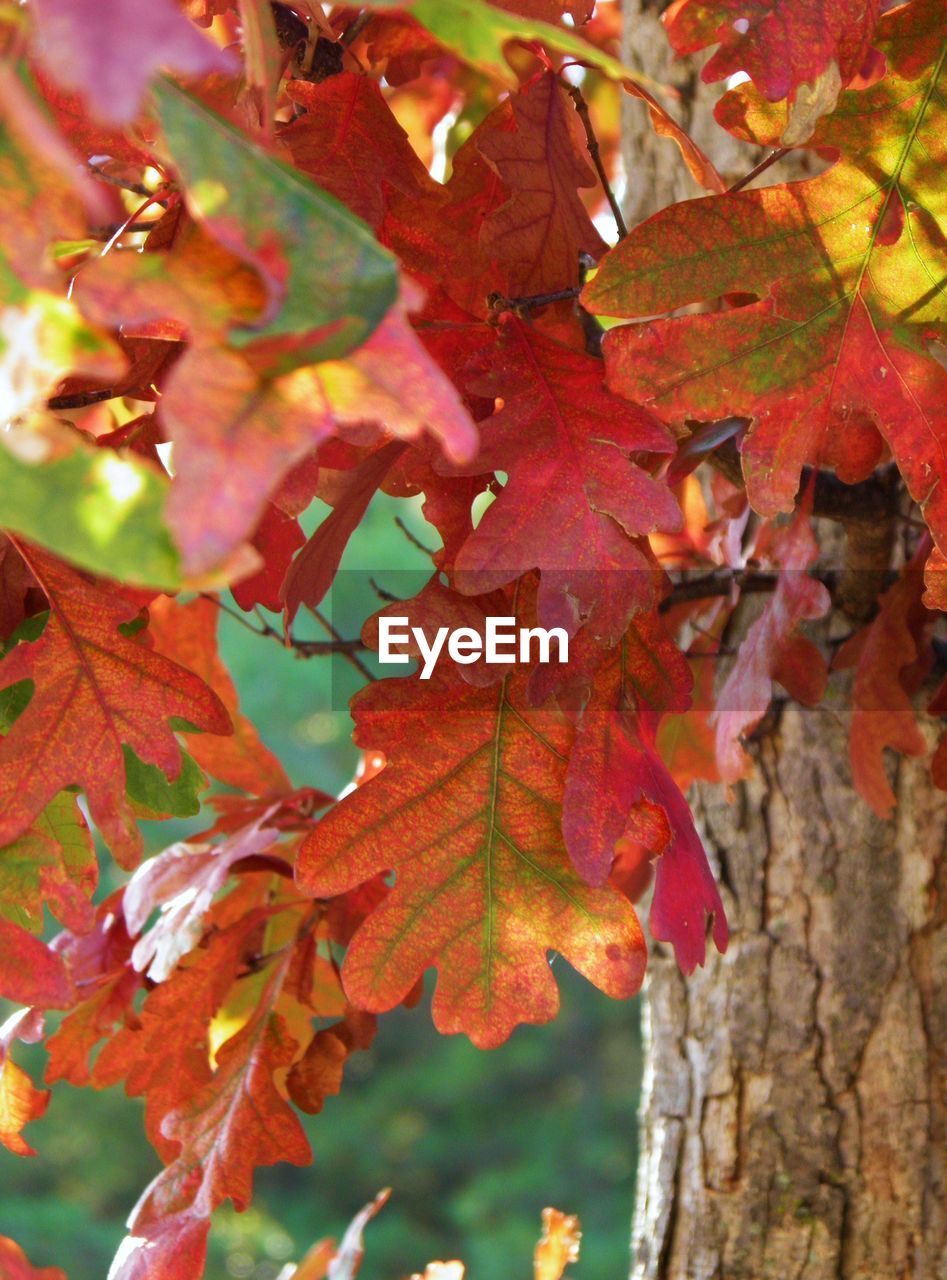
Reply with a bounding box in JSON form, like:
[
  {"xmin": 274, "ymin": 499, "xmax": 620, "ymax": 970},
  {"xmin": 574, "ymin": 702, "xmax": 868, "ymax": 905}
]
[
  {"xmin": 87, "ymin": 164, "xmax": 153, "ymax": 197},
  {"xmin": 340, "ymin": 10, "xmax": 372, "ymax": 46},
  {"xmin": 48, "ymin": 388, "xmax": 116, "ymax": 410},
  {"xmin": 369, "ymin": 577, "xmax": 403, "ymax": 603},
  {"xmin": 201, "ymin": 592, "xmax": 370, "ymax": 664},
  {"xmin": 200, "ymin": 591, "xmax": 274, "ymax": 639},
  {"xmin": 488, "ymin": 286, "xmax": 582, "ymax": 314},
  {"xmin": 563, "ymin": 80, "xmax": 628, "ymax": 238},
  {"xmin": 727, "ymin": 147, "xmax": 789, "ymax": 194},
  {"xmin": 395, "ymin": 515, "xmax": 435, "ymax": 557},
  {"xmin": 310, "ymin": 605, "xmax": 376, "ymax": 681}
]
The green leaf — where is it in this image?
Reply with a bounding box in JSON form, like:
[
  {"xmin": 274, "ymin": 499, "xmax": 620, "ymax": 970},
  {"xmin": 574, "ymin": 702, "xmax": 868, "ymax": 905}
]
[
  {"xmin": 0, "ymin": 792, "xmax": 96, "ymax": 934},
  {"xmin": 152, "ymin": 79, "xmax": 399, "ymax": 366},
  {"xmin": 124, "ymin": 744, "xmax": 207, "ymax": 819},
  {"xmin": 366, "ymin": 0, "xmax": 659, "ymax": 89},
  {"xmin": 0, "ymin": 436, "xmax": 180, "ymax": 588}
]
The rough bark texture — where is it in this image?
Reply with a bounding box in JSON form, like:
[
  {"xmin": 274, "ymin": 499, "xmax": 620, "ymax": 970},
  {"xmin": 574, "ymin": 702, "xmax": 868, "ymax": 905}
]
[{"xmin": 631, "ymin": 705, "xmax": 947, "ymax": 1280}]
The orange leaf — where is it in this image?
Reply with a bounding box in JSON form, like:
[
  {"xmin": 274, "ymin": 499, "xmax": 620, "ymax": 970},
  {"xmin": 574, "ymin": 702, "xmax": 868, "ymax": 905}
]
[
  {"xmin": 0, "ymin": 546, "xmax": 230, "ymax": 865},
  {"xmin": 0, "ymin": 1009, "xmax": 50, "ymax": 1157},
  {"xmin": 534, "ymin": 1207, "xmax": 581, "ymax": 1280},
  {"xmin": 146, "ymin": 594, "xmax": 290, "ymax": 797},
  {"xmin": 588, "ymin": 1, "xmax": 946, "ymax": 548},
  {"xmin": 298, "ymin": 584, "xmax": 647, "ymax": 1048},
  {"xmin": 0, "ymin": 1234, "xmax": 66, "ymax": 1280}
]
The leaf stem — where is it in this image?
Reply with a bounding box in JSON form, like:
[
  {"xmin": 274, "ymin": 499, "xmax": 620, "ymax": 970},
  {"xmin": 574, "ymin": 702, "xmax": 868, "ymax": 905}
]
[{"xmin": 727, "ymin": 147, "xmax": 789, "ymax": 194}]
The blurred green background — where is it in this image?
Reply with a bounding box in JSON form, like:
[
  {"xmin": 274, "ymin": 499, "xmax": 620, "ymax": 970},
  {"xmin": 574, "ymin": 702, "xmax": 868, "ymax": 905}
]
[{"xmin": 0, "ymin": 494, "xmax": 644, "ymax": 1279}]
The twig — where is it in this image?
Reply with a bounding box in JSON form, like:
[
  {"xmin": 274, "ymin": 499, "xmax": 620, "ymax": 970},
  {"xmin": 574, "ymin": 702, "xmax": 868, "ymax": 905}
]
[
  {"xmin": 87, "ymin": 163, "xmax": 154, "ymax": 197},
  {"xmin": 727, "ymin": 147, "xmax": 789, "ymax": 194},
  {"xmin": 201, "ymin": 591, "xmax": 275, "ymax": 639},
  {"xmin": 340, "ymin": 10, "xmax": 371, "ymax": 46},
  {"xmin": 201, "ymin": 592, "xmax": 370, "ymax": 664},
  {"xmin": 489, "ymin": 286, "xmax": 582, "ymax": 314},
  {"xmin": 369, "ymin": 577, "xmax": 403, "ymax": 603},
  {"xmin": 563, "ymin": 80, "xmax": 628, "ymax": 238},
  {"xmin": 310, "ymin": 606, "xmax": 375, "ymax": 682},
  {"xmin": 48, "ymin": 388, "xmax": 116, "ymax": 410},
  {"xmin": 395, "ymin": 516, "xmax": 435, "ymax": 557}
]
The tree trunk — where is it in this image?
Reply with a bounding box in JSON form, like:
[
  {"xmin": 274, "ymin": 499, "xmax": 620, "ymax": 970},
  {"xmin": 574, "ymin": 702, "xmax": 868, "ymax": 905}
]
[{"xmin": 631, "ymin": 704, "xmax": 947, "ymax": 1279}]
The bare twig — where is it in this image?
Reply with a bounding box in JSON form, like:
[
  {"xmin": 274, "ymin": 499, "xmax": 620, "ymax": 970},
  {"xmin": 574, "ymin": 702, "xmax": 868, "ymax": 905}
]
[
  {"xmin": 395, "ymin": 516, "xmax": 435, "ymax": 557},
  {"xmin": 201, "ymin": 592, "xmax": 370, "ymax": 665},
  {"xmin": 563, "ymin": 80, "xmax": 628, "ymax": 238},
  {"xmin": 488, "ymin": 286, "xmax": 583, "ymax": 314},
  {"xmin": 87, "ymin": 164, "xmax": 153, "ymax": 197},
  {"xmin": 340, "ymin": 10, "xmax": 371, "ymax": 46},
  {"xmin": 727, "ymin": 147, "xmax": 789, "ymax": 194},
  {"xmin": 310, "ymin": 606, "xmax": 375, "ymax": 681},
  {"xmin": 48, "ymin": 388, "xmax": 116, "ymax": 410}
]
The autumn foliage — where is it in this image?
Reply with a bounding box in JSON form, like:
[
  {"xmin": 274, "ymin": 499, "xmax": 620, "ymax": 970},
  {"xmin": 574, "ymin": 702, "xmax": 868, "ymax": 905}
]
[{"xmin": 0, "ymin": 0, "xmax": 945, "ymax": 1274}]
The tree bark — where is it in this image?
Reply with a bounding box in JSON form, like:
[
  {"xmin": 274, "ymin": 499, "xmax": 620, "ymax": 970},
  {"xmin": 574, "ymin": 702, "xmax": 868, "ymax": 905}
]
[{"xmin": 631, "ymin": 704, "xmax": 947, "ymax": 1279}]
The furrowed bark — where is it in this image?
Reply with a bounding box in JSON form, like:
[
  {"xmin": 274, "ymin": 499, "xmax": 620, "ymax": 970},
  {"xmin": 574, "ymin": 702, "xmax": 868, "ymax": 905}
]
[{"xmin": 632, "ymin": 704, "xmax": 947, "ymax": 1280}]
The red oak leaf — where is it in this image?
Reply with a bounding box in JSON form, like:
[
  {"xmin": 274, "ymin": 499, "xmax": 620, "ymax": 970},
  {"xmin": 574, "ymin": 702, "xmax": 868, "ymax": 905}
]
[
  {"xmin": 30, "ymin": 0, "xmax": 231, "ymax": 125},
  {"xmin": 450, "ymin": 314, "xmax": 679, "ymax": 645},
  {"xmin": 587, "ymin": 1, "xmax": 947, "ymax": 547},
  {"xmin": 231, "ymin": 503, "xmax": 306, "ymax": 614},
  {"xmin": 159, "ymin": 285, "xmax": 477, "ymax": 574},
  {"xmin": 477, "ymin": 71, "xmax": 606, "ymax": 296},
  {"xmin": 123, "ymin": 815, "xmax": 281, "ymax": 981},
  {"xmin": 297, "ymin": 586, "xmax": 647, "ymax": 1049},
  {"xmin": 562, "ymin": 611, "xmax": 729, "ymax": 973},
  {"xmin": 281, "ymin": 73, "xmax": 438, "ymax": 229},
  {"xmin": 146, "ymin": 595, "xmax": 291, "ymax": 797},
  {"xmin": 0, "ymin": 917, "xmax": 74, "ymax": 1008},
  {"xmin": 714, "ymin": 499, "xmax": 830, "ymax": 782},
  {"xmin": 281, "ymin": 443, "xmax": 407, "ymax": 623},
  {"xmin": 0, "ymin": 544, "xmax": 231, "ymax": 865},
  {"xmin": 835, "ymin": 559, "xmax": 932, "ymax": 817},
  {"xmin": 93, "ymin": 908, "xmax": 272, "ymax": 1158},
  {"xmin": 44, "ymin": 894, "xmax": 141, "ymax": 1089},
  {"xmin": 666, "ymin": 0, "xmax": 881, "ymax": 132},
  {"xmin": 124, "ymin": 979, "xmax": 310, "ymax": 1248}
]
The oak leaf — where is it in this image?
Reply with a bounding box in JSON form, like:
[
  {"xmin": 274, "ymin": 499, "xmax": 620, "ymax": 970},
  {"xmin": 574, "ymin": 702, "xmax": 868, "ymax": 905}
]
[
  {"xmin": 30, "ymin": 0, "xmax": 230, "ymax": 124},
  {"xmin": 477, "ymin": 71, "xmax": 606, "ymax": 296},
  {"xmin": 451, "ymin": 314, "xmax": 679, "ymax": 645},
  {"xmin": 587, "ymin": 0, "xmax": 947, "ymax": 553},
  {"xmin": 665, "ymin": 0, "xmax": 881, "ymax": 108},
  {"xmin": 0, "ymin": 544, "xmax": 231, "ymax": 864},
  {"xmin": 834, "ymin": 559, "xmax": 931, "ymax": 817},
  {"xmin": 714, "ymin": 499, "xmax": 830, "ymax": 782},
  {"xmin": 297, "ymin": 587, "xmax": 647, "ymax": 1049},
  {"xmin": 0, "ymin": 1233, "xmax": 65, "ymax": 1280},
  {"xmin": 561, "ymin": 611, "xmax": 729, "ymax": 973},
  {"xmin": 146, "ymin": 595, "xmax": 290, "ymax": 796}
]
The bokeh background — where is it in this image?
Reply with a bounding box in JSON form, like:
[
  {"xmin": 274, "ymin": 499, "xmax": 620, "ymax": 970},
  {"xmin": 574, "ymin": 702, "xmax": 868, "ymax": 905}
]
[{"xmin": 0, "ymin": 493, "xmax": 645, "ymax": 1279}]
